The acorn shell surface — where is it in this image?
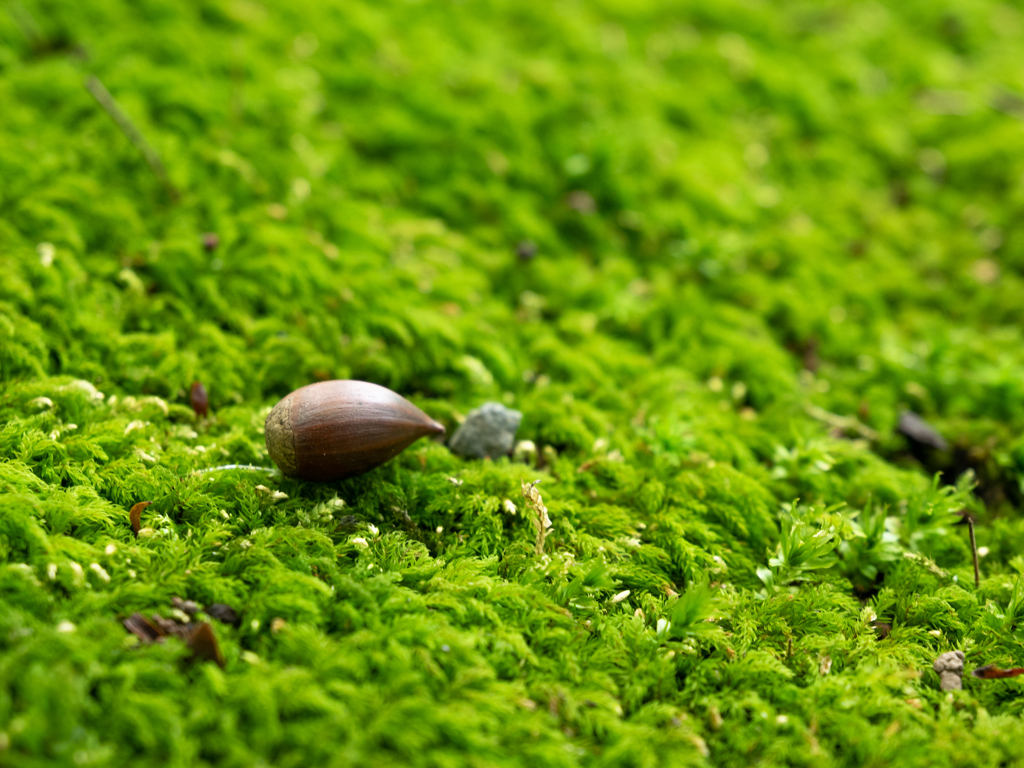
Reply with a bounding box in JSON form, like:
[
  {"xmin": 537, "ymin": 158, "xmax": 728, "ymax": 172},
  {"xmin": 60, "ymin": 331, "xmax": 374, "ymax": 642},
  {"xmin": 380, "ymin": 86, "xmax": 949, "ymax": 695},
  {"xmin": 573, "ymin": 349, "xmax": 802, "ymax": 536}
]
[{"xmin": 265, "ymin": 380, "xmax": 445, "ymax": 481}]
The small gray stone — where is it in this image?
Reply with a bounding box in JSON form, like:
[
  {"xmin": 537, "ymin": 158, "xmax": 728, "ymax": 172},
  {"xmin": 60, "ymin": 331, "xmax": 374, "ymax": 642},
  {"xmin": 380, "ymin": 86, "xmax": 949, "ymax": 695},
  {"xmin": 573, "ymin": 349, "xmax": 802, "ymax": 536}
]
[
  {"xmin": 898, "ymin": 411, "xmax": 949, "ymax": 452},
  {"xmin": 449, "ymin": 402, "xmax": 522, "ymax": 459},
  {"xmin": 933, "ymin": 650, "xmax": 965, "ymax": 691}
]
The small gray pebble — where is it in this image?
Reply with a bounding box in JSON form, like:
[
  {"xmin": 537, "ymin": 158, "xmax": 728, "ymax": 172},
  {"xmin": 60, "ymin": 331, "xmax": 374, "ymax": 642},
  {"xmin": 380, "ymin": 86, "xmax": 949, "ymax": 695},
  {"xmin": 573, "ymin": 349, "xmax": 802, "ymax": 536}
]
[
  {"xmin": 516, "ymin": 240, "xmax": 538, "ymax": 260},
  {"xmin": 898, "ymin": 411, "xmax": 949, "ymax": 452},
  {"xmin": 933, "ymin": 650, "xmax": 965, "ymax": 691},
  {"xmin": 449, "ymin": 402, "xmax": 522, "ymax": 459}
]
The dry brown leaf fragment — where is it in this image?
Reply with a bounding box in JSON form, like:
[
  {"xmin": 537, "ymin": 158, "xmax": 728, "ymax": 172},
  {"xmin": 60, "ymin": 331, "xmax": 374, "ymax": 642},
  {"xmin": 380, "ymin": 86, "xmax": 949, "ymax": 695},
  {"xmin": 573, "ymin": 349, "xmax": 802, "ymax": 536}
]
[
  {"xmin": 151, "ymin": 614, "xmax": 189, "ymax": 639},
  {"xmin": 521, "ymin": 480, "xmax": 552, "ymax": 555},
  {"xmin": 124, "ymin": 611, "xmax": 225, "ymax": 668},
  {"xmin": 190, "ymin": 382, "xmax": 209, "ymax": 418},
  {"xmin": 123, "ymin": 612, "xmax": 166, "ymax": 643},
  {"xmin": 972, "ymin": 664, "xmax": 1024, "ymax": 679},
  {"xmin": 186, "ymin": 622, "xmax": 225, "ymax": 668},
  {"xmin": 129, "ymin": 501, "xmax": 152, "ymax": 535}
]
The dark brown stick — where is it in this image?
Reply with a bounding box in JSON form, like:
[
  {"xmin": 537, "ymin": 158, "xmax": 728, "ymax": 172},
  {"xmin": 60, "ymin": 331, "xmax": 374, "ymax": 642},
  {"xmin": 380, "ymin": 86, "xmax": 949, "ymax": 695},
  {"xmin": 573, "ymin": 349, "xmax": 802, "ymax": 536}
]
[
  {"xmin": 967, "ymin": 516, "xmax": 980, "ymax": 589},
  {"xmin": 85, "ymin": 76, "xmax": 176, "ymax": 195}
]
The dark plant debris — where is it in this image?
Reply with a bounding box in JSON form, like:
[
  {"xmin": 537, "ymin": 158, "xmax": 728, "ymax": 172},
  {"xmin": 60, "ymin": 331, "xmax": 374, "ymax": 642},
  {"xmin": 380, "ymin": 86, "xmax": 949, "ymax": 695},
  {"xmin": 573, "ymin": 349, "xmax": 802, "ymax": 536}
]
[
  {"xmin": 204, "ymin": 604, "xmax": 240, "ymax": 627},
  {"xmin": 123, "ymin": 602, "xmax": 228, "ymax": 668},
  {"xmin": 972, "ymin": 665, "xmax": 1024, "ymax": 680},
  {"xmin": 128, "ymin": 501, "xmax": 151, "ymax": 536},
  {"xmin": 190, "ymin": 381, "xmax": 209, "ymax": 418}
]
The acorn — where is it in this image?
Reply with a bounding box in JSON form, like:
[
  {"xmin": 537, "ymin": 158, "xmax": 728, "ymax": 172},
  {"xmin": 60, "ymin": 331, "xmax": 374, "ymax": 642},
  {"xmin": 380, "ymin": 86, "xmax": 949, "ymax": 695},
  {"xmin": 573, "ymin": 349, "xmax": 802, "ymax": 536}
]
[{"xmin": 264, "ymin": 380, "xmax": 445, "ymax": 481}]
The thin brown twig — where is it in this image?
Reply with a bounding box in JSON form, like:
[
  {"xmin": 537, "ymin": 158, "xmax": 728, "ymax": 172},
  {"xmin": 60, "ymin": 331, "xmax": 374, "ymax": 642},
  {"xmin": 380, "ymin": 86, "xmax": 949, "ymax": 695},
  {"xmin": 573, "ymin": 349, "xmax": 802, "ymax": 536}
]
[
  {"xmin": 967, "ymin": 516, "xmax": 981, "ymax": 589},
  {"xmin": 804, "ymin": 403, "xmax": 879, "ymax": 441},
  {"xmin": 85, "ymin": 76, "xmax": 176, "ymax": 196}
]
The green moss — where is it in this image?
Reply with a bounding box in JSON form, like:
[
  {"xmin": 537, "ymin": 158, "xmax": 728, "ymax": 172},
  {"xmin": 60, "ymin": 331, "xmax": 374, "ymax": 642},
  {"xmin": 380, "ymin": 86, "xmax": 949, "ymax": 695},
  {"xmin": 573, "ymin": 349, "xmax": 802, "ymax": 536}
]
[{"xmin": 3, "ymin": 0, "xmax": 1024, "ymax": 765}]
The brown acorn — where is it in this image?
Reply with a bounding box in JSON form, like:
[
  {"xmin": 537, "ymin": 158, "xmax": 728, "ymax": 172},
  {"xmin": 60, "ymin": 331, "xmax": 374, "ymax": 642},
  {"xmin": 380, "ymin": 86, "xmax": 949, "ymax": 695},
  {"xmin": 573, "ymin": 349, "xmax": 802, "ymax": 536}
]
[{"xmin": 264, "ymin": 380, "xmax": 445, "ymax": 481}]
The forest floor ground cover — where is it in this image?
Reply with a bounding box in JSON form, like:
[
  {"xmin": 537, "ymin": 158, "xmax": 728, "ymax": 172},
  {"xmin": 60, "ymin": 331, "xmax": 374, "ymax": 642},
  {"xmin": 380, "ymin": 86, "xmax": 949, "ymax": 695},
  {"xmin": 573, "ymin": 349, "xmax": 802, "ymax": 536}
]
[{"xmin": 3, "ymin": 0, "xmax": 1024, "ymax": 765}]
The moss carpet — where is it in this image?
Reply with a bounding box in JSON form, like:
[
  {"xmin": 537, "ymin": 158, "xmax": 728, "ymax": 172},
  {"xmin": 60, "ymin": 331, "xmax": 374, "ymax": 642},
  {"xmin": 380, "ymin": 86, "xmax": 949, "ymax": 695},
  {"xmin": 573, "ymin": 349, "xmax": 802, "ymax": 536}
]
[{"xmin": 3, "ymin": 0, "xmax": 1024, "ymax": 765}]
